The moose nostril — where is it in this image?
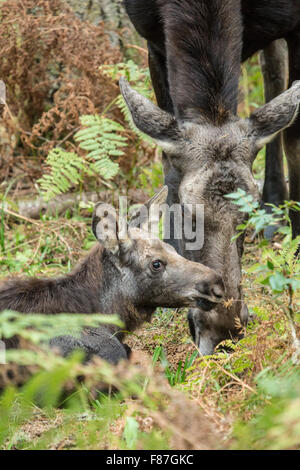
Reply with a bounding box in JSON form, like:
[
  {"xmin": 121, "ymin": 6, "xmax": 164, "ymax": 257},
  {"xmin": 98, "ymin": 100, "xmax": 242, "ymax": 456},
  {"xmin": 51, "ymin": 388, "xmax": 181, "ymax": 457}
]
[
  {"xmin": 196, "ymin": 281, "xmax": 211, "ymax": 297},
  {"xmin": 212, "ymin": 280, "xmax": 225, "ymax": 299},
  {"xmin": 196, "ymin": 279, "xmax": 225, "ymax": 299}
]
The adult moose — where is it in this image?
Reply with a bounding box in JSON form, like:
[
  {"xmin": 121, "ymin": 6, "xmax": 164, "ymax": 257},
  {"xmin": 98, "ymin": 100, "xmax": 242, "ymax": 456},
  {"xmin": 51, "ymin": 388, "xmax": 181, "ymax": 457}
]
[
  {"xmin": 0, "ymin": 187, "xmax": 224, "ymax": 364},
  {"xmin": 121, "ymin": 0, "xmax": 300, "ymax": 354}
]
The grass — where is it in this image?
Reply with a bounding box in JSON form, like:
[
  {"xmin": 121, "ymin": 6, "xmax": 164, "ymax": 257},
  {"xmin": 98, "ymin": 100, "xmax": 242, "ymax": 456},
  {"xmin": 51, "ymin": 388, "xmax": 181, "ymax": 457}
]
[{"xmin": 0, "ymin": 54, "xmax": 299, "ymax": 450}]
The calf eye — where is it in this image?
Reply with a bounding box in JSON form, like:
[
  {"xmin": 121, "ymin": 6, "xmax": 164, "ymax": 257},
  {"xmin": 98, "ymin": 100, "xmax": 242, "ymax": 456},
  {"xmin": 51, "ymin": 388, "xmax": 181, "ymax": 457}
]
[{"xmin": 150, "ymin": 260, "xmax": 164, "ymax": 272}]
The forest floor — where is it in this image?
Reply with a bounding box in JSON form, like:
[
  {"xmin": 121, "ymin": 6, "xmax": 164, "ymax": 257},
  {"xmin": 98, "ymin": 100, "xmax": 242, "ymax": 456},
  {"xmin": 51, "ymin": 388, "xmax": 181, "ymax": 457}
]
[{"xmin": 0, "ymin": 201, "xmax": 299, "ymax": 450}]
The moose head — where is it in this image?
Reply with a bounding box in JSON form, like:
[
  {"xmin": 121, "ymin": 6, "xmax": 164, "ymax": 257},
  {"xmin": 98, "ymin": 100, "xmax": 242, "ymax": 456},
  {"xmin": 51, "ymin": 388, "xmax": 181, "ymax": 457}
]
[
  {"xmin": 92, "ymin": 185, "xmax": 225, "ymax": 317},
  {"xmin": 120, "ymin": 78, "xmax": 300, "ymax": 353}
]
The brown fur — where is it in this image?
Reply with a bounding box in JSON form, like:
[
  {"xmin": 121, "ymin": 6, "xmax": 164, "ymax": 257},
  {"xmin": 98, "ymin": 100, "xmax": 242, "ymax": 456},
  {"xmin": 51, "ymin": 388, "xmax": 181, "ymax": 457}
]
[
  {"xmin": 0, "ymin": 244, "xmax": 152, "ymax": 333},
  {"xmin": 0, "ymin": 189, "xmax": 225, "ymax": 362},
  {"xmin": 120, "ymin": 0, "xmax": 300, "ymax": 353}
]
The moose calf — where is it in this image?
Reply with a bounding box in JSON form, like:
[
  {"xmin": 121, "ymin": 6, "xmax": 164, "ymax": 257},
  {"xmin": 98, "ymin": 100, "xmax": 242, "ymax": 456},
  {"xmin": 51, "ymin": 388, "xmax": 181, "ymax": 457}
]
[{"xmin": 0, "ymin": 187, "xmax": 224, "ymax": 364}]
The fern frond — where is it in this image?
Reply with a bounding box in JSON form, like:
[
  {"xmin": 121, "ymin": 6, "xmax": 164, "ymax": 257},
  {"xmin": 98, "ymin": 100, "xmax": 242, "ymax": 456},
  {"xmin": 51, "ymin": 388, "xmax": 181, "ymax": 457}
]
[
  {"xmin": 75, "ymin": 115, "xmax": 126, "ymax": 180},
  {"xmin": 38, "ymin": 60, "xmax": 154, "ymax": 202},
  {"xmin": 37, "ymin": 148, "xmax": 86, "ymax": 202},
  {"xmin": 100, "ymin": 61, "xmax": 152, "ymax": 98},
  {"xmin": 100, "ymin": 61, "xmax": 156, "ymax": 147}
]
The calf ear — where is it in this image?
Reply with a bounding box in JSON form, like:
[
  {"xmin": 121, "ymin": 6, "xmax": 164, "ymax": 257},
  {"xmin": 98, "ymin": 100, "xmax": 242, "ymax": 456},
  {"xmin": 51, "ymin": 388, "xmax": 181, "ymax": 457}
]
[
  {"xmin": 146, "ymin": 185, "xmax": 168, "ymax": 209},
  {"xmin": 92, "ymin": 203, "xmax": 132, "ymax": 255},
  {"xmin": 119, "ymin": 77, "xmax": 180, "ymax": 153},
  {"xmin": 249, "ymin": 81, "xmax": 300, "ymax": 149},
  {"xmin": 129, "ymin": 186, "xmax": 168, "ymax": 236}
]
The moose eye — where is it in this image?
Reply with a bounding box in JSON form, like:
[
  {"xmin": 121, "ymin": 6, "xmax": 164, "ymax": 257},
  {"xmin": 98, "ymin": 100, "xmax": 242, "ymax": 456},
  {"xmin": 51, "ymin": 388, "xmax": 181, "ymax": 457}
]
[{"xmin": 150, "ymin": 260, "xmax": 164, "ymax": 272}]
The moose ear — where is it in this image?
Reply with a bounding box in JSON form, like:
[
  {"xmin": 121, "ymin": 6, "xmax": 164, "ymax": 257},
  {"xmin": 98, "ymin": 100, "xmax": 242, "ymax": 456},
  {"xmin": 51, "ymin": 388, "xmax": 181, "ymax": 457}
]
[
  {"xmin": 119, "ymin": 77, "xmax": 180, "ymax": 153},
  {"xmin": 92, "ymin": 203, "xmax": 133, "ymax": 255},
  {"xmin": 129, "ymin": 186, "xmax": 168, "ymax": 234},
  {"xmin": 249, "ymin": 81, "xmax": 300, "ymax": 149}
]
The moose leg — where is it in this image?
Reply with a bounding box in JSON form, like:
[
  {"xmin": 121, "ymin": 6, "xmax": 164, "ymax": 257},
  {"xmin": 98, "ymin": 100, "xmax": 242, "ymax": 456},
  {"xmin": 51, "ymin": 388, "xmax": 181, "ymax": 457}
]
[
  {"xmin": 260, "ymin": 39, "xmax": 289, "ymax": 238},
  {"xmin": 124, "ymin": 1, "xmax": 183, "ymax": 251},
  {"xmin": 148, "ymin": 45, "xmax": 184, "ymax": 252},
  {"xmin": 285, "ymin": 31, "xmax": 300, "ymax": 239}
]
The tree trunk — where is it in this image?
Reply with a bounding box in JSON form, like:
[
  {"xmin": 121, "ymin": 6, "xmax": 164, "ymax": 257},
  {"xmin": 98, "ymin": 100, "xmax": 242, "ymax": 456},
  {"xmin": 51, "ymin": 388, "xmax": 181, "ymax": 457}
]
[{"xmin": 66, "ymin": 0, "xmax": 137, "ymax": 46}]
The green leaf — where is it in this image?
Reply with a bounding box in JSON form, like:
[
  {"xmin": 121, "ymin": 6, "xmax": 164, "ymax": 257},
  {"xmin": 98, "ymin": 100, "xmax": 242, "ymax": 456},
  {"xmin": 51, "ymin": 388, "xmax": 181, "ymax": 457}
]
[
  {"xmin": 288, "ymin": 278, "xmax": 300, "ymax": 292},
  {"xmin": 267, "ymin": 260, "xmax": 274, "ymax": 270},
  {"xmin": 123, "ymin": 417, "xmax": 139, "ymax": 449},
  {"xmin": 269, "ymin": 272, "xmax": 289, "ymax": 293},
  {"xmin": 225, "ymin": 189, "xmax": 247, "ymax": 199}
]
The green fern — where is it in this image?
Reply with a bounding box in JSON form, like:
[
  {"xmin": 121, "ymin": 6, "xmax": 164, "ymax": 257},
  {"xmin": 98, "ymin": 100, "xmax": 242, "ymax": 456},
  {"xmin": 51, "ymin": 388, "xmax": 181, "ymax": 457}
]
[
  {"xmin": 38, "ymin": 60, "xmax": 154, "ymax": 201},
  {"xmin": 75, "ymin": 115, "xmax": 126, "ymax": 179},
  {"xmin": 100, "ymin": 60, "xmax": 152, "ymax": 97},
  {"xmin": 37, "ymin": 148, "xmax": 87, "ymax": 202},
  {"xmin": 38, "ymin": 117, "xmax": 127, "ymax": 201},
  {"xmin": 100, "ymin": 61, "xmax": 155, "ymax": 146}
]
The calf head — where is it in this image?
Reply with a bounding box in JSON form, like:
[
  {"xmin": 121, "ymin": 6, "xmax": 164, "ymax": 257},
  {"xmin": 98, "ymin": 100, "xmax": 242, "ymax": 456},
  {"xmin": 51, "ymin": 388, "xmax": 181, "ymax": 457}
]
[
  {"xmin": 92, "ymin": 186, "xmax": 224, "ymax": 312},
  {"xmin": 120, "ymin": 77, "xmax": 300, "ymax": 353}
]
